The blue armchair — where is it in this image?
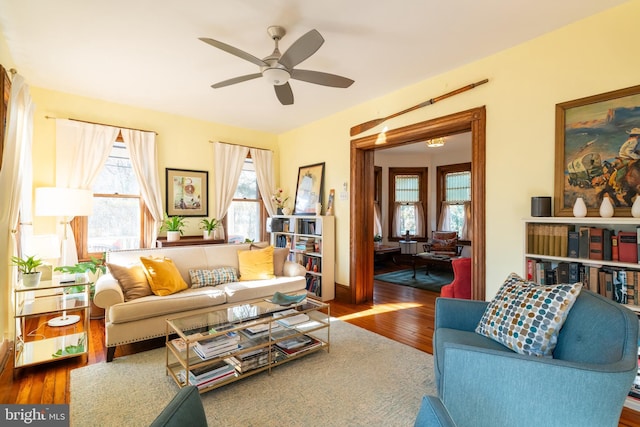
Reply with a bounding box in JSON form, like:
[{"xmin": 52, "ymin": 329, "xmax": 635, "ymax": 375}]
[{"xmin": 415, "ymin": 290, "xmax": 639, "ymax": 427}]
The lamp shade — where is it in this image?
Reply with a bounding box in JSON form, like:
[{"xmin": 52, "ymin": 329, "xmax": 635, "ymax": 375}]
[{"xmin": 35, "ymin": 187, "xmax": 94, "ymax": 217}]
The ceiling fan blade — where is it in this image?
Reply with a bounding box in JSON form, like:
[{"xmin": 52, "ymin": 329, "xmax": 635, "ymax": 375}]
[
  {"xmin": 274, "ymin": 83, "xmax": 294, "ymax": 105},
  {"xmin": 199, "ymin": 37, "xmax": 267, "ymax": 67},
  {"xmin": 212, "ymin": 73, "xmax": 262, "ymax": 89},
  {"xmin": 291, "ymin": 69, "xmax": 354, "ymax": 88},
  {"xmin": 278, "ymin": 29, "xmax": 324, "ymax": 70}
]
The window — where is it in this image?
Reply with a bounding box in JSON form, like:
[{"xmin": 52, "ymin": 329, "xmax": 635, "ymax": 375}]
[
  {"xmin": 437, "ymin": 162, "xmax": 471, "ymax": 241},
  {"xmin": 73, "ymin": 142, "xmax": 145, "ymax": 259},
  {"xmin": 388, "ymin": 167, "xmax": 427, "ymax": 240},
  {"xmin": 226, "ymin": 158, "xmax": 266, "ymax": 243}
]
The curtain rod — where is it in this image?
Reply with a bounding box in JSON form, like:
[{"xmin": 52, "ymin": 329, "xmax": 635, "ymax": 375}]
[
  {"xmin": 45, "ymin": 116, "xmax": 158, "ymax": 135},
  {"xmin": 209, "ymin": 140, "xmax": 272, "ymax": 152}
]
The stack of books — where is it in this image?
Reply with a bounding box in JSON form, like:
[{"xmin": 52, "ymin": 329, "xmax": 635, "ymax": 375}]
[
  {"xmin": 226, "ymin": 347, "xmax": 278, "ymax": 373},
  {"xmin": 193, "ymin": 331, "xmax": 240, "ymax": 360},
  {"xmin": 273, "ymin": 309, "xmax": 310, "ymax": 327},
  {"xmin": 275, "ymin": 334, "xmax": 321, "ymax": 356},
  {"xmin": 177, "ymin": 360, "xmax": 236, "ymax": 389},
  {"xmin": 295, "ymin": 237, "xmax": 315, "ymax": 252}
]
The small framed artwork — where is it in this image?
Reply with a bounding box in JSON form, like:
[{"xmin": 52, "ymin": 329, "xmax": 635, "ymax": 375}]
[
  {"xmin": 554, "ymin": 84, "xmax": 640, "ymax": 216},
  {"xmin": 166, "ymin": 168, "xmax": 208, "ymax": 217},
  {"xmin": 294, "ymin": 162, "xmax": 325, "ymax": 215}
]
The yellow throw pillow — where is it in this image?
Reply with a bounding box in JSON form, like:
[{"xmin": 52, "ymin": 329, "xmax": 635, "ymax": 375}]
[
  {"xmin": 139, "ymin": 256, "xmax": 188, "ymax": 296},
  {"xmin": 238, "ymin": 245, "xmax": 275, "ymax": 281}
]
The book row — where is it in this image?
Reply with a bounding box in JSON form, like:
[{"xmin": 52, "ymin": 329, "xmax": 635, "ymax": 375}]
[
  {"xmin": 527, "ymin": 223, "xmax": 640, "ymax": 263},
  {"xmin": 306, "ymin": 275, "xmax": 322, "ymax": 296},
  {"xmin": 527, "ymin": 259, "xmax": 640, "ymax": 305}
]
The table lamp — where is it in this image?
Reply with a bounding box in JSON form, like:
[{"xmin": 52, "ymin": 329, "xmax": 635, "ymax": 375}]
[{"xmin": 35, "ymin": 187, "xmax": 93, "ymax": 327}]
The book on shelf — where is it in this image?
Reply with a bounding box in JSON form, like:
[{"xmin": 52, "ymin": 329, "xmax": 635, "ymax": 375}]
[
  {"xmin": 589, "ymin": 227, "xmax": 604, "ymax": 260},
  {"xmin": 579, "ymin": 227, "xmax": 590, "ymax": 259},
  {"xmin": 276, "ymin": 336, "xmax": 322, "ymax": 356},
  {"xmin": 273, "ymin": 309, "xmax": 310, "ymax": 326},
  {"xmin": 619, "ymin": 231, "xmax": 638, "ymax": 263},
  {"xmin": 170, "ymin": 337, "xmax": 192, "ymax": 353},
  {"xmin": 568, "ymin": 230, "xmax": 579, "ymax": 258},
  {"xmin": 275, "ymin": 334, "xmax": 313, "ymax": 350}
]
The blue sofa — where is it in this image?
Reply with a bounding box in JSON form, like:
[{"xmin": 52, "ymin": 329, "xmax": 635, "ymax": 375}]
[{"xmin": 416, "ymin": 290, "xmax": 639, "ymax": 427}]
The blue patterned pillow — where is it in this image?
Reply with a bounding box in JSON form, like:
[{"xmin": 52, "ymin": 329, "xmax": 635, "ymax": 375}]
[
  {"xmin": 475, "ymin": 273, "xmax": 582, "ymax": 357},
  {"xmin": 189, "ymin": 267, "xmax": 238, "ymax": 288}
]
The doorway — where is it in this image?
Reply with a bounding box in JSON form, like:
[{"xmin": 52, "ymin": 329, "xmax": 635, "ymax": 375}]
[{"xmin": 349, "ymin": 107, "xmax": 486, "ymax": 303}]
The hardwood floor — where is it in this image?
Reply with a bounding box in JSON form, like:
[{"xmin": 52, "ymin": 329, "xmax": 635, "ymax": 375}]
[{"xmin": 2, "ymin": 273, "xmax": 640, "ymax": 426}]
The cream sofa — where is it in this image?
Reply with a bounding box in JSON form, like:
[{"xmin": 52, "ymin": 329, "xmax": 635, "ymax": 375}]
[{"xmin": 94, "ymin": 243, "xmax": 307, "ymax": 361}]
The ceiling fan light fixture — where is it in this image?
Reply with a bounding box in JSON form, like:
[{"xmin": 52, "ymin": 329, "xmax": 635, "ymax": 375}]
[
  {"xmin": 426, "ymin": 137, "xmax": 445, "ymax": 148},
  {"xmin": 263, "ymin": 67, "xmax": 290, "ymax": 86}
]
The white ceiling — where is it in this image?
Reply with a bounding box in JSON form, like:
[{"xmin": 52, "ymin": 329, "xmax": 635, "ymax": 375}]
[{"xmin": 0, "ymin": 0, "xmax": 628, "ymax": 134}]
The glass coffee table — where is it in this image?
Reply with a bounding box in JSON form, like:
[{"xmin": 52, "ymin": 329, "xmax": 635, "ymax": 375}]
[{"xmin": 165, "ymin": 295, "xmax": 330, "ymax": 393}]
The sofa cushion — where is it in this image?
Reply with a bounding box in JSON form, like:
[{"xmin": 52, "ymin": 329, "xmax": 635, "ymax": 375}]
[
  {"xmin": 106, "ymin": 262, "xmax": 152, "ymax": 301},
  {"xmin": 475, "ymin": 273, "xmax": 582, "ymax": 357},
  {"xmin": 189, "ymin": 267, "xmax": 238, "ymax": 288},
  {"xmin": 140, "ymin": 256, "xmax": 189, "ymax": 296},
  {"xmin": 430, "ymin": 231, "xmax": 458, "ymax": 255},
  {"xmin": 108, "ymin": 286, "xmax": 227, "ymax": 324},
  {"xmin": 237, "ymin": 246, "xmax": 275, "ymax": 281}
]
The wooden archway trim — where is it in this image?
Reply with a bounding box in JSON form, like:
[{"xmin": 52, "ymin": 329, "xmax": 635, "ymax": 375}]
[{"xmin": 349, "ymin": 106, "xmax": 486, "ymax": 303}]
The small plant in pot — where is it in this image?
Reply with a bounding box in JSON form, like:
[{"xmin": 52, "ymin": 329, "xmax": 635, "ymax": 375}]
[
  {"xmin": 200, "ymin": 218, "xmax": 220, "ymax": 240},
  {"xmin": 55, "ymin": 256, "xmax": 107, "ymax": 319},
  {"xmin": 160, "ymin": 214, "xmax": 186, "ymax": 242},
  {"xmin": 11, "ymin": 255, "xmax": 44, "ymax": 287}
]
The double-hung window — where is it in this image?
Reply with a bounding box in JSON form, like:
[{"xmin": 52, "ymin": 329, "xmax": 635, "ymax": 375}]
[
  {"xmin": 73, "ymin": 142, "xmax": 144, "ymax": 259},
  {"xmin": 226, "ymin": 157, "xmax": 266, "ymax": 243},
  {"xmin": 388, "ymin": 167, "xmax": 427, "ymax": 240},
  {"xmin": 437, "ymin": 163, "xmax": 471, "ymax": 241}
]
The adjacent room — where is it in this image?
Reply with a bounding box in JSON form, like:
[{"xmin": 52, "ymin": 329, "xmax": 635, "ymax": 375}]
[{"xmin": 1, "ymin": 1, "xmax": 640, "ymax": 426}]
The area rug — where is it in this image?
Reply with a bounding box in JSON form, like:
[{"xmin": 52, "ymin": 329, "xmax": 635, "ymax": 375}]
[
  {"xmin": 70, "ymin": 319, "xmax": 435, "ymax": 427},
  {"xmin": 374, "ymin": 268, "xmax": 453, "ymax": 292}
]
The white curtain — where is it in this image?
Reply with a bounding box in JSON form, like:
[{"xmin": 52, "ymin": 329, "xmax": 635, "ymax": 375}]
[
  {"xmin": 373, "ymin": 203, "xmax": 382, "ymax": 238},
  {"xmin": 438, "ymin": 202, "xmax": 454, "ymax": 232},
  {"xmin": 0, "ymin": 73, "xmax": 34, "ymax": 338},
  {"xmin": 55, "ymin": 119, "xmax": 119, "ymax": 264},
  {"xmin": 438, "ymin": 201, "xmax": 472, "ymax": 240},
  {"xmin": 120, "ymin": 129, "xmax": 163, "ymax": 248},
  {"xmin": 392, "ymin": 202, "xmax": 424, "ymax": 238},
  {"xmin": 213, "ymin": 142, "xmax": 249, "ymax": 240},
  {"xmin": 250, "ymin": 148, "xmax": 276, "ymax": 217}
]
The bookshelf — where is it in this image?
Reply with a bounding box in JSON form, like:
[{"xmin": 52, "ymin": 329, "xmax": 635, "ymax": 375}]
[
  {"xmin": 269, "ymin": 215, "xmax": 335, "ymax": 301},
  {"xmin": 522, "ymin": 217, "xmax": 640, "ymax": 411}
]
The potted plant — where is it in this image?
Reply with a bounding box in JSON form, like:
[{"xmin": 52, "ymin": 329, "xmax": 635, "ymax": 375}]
[
  {"xmin": 271, "ymin": 188, "xmax": 289, "ymax": 215},
  {"xmin": 374, "ymin": 234, "xmax": 383, "ymax": 246},
  {"xmin": 11, "ymin": 255, "xmax": 43, "ymax": 287},
  {"xmin": 200, "ymin": 218, "xmax": 220, "ymax": 240},
  {"xmin": 55, "ymin": 256, "xmax": 108, "ymax": 319},
  {"xmin": 160, "ymin": 214, "xmax": 186, "ymax": 242}
]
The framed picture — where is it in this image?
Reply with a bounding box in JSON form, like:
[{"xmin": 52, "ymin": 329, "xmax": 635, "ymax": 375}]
[
  {"xmin": 554, "ymin": 84, "xmax": 640, "ymax": 216},
  {"xmin": 166, "ymin": 168, "xmax": 208, "ymax": 217},
  {"xmin": 294, "ymin": 162, "xmax": 325, "ymax": 215}
]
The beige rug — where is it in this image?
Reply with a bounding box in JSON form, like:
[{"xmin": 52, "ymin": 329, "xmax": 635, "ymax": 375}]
[{"xmin": 70, "ymin": 319, "xmax": 435, "ymax": 426}]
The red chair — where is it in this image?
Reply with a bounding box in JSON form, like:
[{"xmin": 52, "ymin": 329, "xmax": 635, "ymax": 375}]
[{"xmin": 440, "ymin": 257, "xmax": 471, "ymax": 299}]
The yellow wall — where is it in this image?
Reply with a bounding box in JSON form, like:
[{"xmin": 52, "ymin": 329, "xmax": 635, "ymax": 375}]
[
  {"xmin": 279, "ymin": 1, "xmax": 640, "ymax": 296},
  {"xmin": 29, "ymin": 87, "xmax": 280, "ymax": 236}
]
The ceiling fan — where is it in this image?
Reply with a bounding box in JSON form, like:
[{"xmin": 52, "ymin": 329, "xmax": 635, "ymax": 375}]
[{"xmin": 199, "ymin": 26, "xmax": 354, "ymax": 105}]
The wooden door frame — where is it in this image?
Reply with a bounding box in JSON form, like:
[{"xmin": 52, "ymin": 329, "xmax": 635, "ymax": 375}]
[{"xmin": 349, "ymin": 107, "xmax": 486, "ymax": 303}]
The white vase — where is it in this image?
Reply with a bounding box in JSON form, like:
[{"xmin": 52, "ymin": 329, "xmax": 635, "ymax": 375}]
[
  {"xmin": 203, "ymin": 230, "xmax": 214, "ymax": 240},
  {"xmin": 22, "ymin": 271, "xmax": 42, "ymax": 288},
  {"xmin": 573, "ymin": 197, "xmax": 587, "ymax": 218},
  {"xmin": 599, "ymin": 196, "xmax": 614, "ymax": 218},
  {"xmin": 166, "ymin": 231, "xmax": 180, "ymax": 242},
  {"xmin": 632, "ymin": 197, "xmax": 640, "ymax": 218}
]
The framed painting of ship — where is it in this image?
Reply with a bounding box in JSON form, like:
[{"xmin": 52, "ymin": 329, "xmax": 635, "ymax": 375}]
[{"xmin": 554, "ymin": 84, "xmax": 640, "ymax": 216}]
